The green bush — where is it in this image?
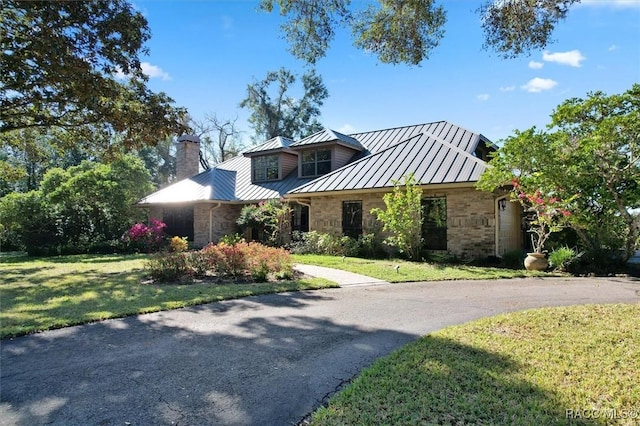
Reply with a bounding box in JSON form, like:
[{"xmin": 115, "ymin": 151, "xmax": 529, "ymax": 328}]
[
  {"xmin": 146, "ymin": 252, "xmax": 192, "ymax": 282},
  {"xmin": 548, "ymin": 246, "xmax": 577, "ymax": 271}
]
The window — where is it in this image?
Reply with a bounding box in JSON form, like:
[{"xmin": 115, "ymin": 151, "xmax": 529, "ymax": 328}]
[
  {"xmin": 422, "ymin": 197, "xmax": 447, "ymax": 250},
  {"xmin": 253, "ymin": 155, "xmax": 279, "ymax": 182},
  {"xmin": 342, "ymin": 201, "xmax": 362, "ymax": 238},
  {"xmin": 163, "ymin": 207, "xmax": 194, "ymax": 241},
  {"xmin": 291, "ymin": 204, "xmax": 309, "ymax": 233},
  {"xmin": 301, "ymin": 148, "xmax": 331, "ymax": 177}
]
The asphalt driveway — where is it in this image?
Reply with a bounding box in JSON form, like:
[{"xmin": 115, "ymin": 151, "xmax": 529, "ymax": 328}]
[{"xmin": 1, "ymin": 276, "xmax": 639, "ymax": 425}]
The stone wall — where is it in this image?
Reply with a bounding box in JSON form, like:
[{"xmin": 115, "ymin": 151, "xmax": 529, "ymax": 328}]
[
  {"xmin": 193, "ymin": 203, "xmax": 243, "ymax": 247},
  {"xmin": 306, "ymin": 187, "xmax": 496, "ymax": 258}
]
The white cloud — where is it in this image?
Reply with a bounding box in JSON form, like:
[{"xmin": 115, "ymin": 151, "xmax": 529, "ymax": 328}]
[
  {"xmin": 141, "ymin": 62, "xmax": 170, "ymax": 80},
  {"xmin": 338, "ymin": 124, "xmax": 356, "ymax": 134},
  {"xmin": 529, "ymin": 61, "xmax": 544, "ymax": 69},
  {"xmin": 477, "ymin": 93, "xmax": 490, "ymax": 101},
  {"xmin": 608, "ymin": 44, "xmax": 619, "ymax": 51},
  {"xmin": 521, "ymin": 78, "xmax": 558, "ymax": 93},
  {"xmin": 114, "ymin": 62, "xmax": 170, "ymax": 80},
  {"xmin": 500, "ymin": 85, "xmax": 516, "ymax": 92},
  {"xmin": 542, "ymin": 50, "xmax": 586, "ymax": 67}
]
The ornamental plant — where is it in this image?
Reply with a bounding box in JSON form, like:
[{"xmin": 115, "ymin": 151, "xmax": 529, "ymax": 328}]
[
  {"xmin": 513, "ymin": 180, "xmax": 572, "ymax": 254},
  {"xmin": 123, "ymin": 219, "xmax": 167, "ymax": 252}
]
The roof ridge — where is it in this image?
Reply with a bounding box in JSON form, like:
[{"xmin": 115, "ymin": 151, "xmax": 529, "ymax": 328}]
[{"xmin": 348, "ymin": 120, "xmax": 446, "ymax": 137}]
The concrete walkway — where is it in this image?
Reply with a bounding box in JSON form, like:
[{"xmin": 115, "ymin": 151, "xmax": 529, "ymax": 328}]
[{"xmin": 294, "ymin": 263, "xmax": 387, "ymax": 286}]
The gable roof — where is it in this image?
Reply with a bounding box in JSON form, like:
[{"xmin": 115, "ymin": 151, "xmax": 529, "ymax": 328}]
[
  {"xmin": 138, "ymin": 120, "xmax": 493, "ymax": 205},
  {"xmin": 243, "ymin": 136, "xmax": 295, "ymax": 155},
  {"xmin": 290, "ymin": 128, "xmax": 364, "ymax": 151},
  {"xmin": 287, "ymin": 131, "xmax": 488, "ymax": 195}
]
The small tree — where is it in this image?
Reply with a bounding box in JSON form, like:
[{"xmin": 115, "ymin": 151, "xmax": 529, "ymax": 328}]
[
  {"xmin": 237, "ymin": 199, "xmax": 291, "ymax": 246},
  {"xmin": 371, "ymin": 174, "xmax": 423, "ymax": 261}
]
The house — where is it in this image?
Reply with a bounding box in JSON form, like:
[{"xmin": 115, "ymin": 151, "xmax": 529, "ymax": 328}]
[{"xmin": 138, "ymin": 121, "xmax": 523, "ymax": 258}]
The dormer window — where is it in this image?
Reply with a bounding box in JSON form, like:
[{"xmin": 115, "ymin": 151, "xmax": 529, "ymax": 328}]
[
  {"xmin": 301, "ymin": 148, "xmax": 331, "ymax": 177},
  {"xmin": 252, "ymin": 155, "xmax": 279, "ymax": 182}
]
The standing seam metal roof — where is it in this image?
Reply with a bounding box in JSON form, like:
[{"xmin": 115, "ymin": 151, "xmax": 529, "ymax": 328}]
[
  {"xmin": 138, "ymin": 121, "xmax": 490, "ymax": 205},
  {"xmin": 287, "ymin": 131, "xmax": 488, "ymax": 195}
]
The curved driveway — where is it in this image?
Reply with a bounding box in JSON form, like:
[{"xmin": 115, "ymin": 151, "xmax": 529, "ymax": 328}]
[{"xmin": 2, "ymin": 276, "xmax": 639, "ymax": 425}]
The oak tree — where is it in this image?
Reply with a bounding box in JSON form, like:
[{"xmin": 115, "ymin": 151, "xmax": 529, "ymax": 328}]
[
  {"xmin": 261, "ymin": 0, "xmax": 583, "ymax": 65},
  {"xmin": 240, "ymin": 68, "xmax": 328, "ymax": 141}
]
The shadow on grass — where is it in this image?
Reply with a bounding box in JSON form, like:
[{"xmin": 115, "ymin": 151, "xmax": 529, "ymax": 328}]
[
  {"xmin": 314, "ymin": 334, "xmax": 598, "ymax": 425},
  {"xmin": 1, "ymin": 294, "xmax": 402, "ymax": 426}
]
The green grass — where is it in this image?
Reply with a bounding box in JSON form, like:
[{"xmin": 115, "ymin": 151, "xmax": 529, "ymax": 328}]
[
  {"xmin": 0, "ymin": 254, "xmax": 336, "ymax": 339},
  {"xmin": 311, "ymin": 304, "xmax": 640, "ymax": 426},
  {"xmin": 293, "ymin": 254, "xmax": 555, "ymax": 282}
]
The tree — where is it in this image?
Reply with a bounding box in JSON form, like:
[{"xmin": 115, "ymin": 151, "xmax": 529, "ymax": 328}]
[
  {"xmin": 477, "ymin": 85, "xmax": 640, "ymax": 261},
  {"xmin": 1, "ymin": 1, "xmax": 187, "ymax": 151},
  {"xmin": 0, "ymin": 155, "xmax": 153, "ymax": 254},
  {"xmin": 371, "ymin": 173, "xmax": 423, "ymax": 261},
  {"xmin": 240, "ymin": 68, "xmax": 328, "ymax": 141},
  {"xmin": 260, "ymin": 0, "xmax": 580, "ymax": 65},
  {"xmin": 190, "ymin": 114, "xmax": 244, "ymax": 167}
]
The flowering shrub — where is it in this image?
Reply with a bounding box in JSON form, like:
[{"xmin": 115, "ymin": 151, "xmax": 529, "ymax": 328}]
[
  {"xmin": 513, "ymin": 181, "xmax": 573, "ymax": 253},
  {"xmin": 169, "ymin": 236, "xmax": 189, "ymax": 253},
  {"xmin": 146, "ymin": 241, "xmax": 293, "ymax": 283},
  {"xmin": 123, "ymin": 219, "xmax": 167, "ymax": 252}
]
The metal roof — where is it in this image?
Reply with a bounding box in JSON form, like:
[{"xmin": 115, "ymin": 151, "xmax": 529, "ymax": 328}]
[
  {"xmin": 243, "ymin": 136, "xmax": 295, "ymax": 155},
  {"xmin": 139, "ymin": 120, "xmax": 491, "ymax": 205},
  {"xmin": 290, "ymin": 128, "xmax": 364, "ymax": 151},
  {"xmin": 287, "ymin": 131, "xmax": 487, "ymax": 195}
]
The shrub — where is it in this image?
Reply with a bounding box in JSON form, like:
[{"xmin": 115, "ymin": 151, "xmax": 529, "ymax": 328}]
[
  {"xmin": 146, "ymin": 252, "xmax": 191, "ymax": 282},
  {"xmin": 220, "ymin": 233, "xmax": 245, "ymax": 245},
  {"xmin": 122, "ymin": 219, "xmax": 167, "ymax": 253},
  {"xmin": 169, "ymin": 236, "xmax": 189, "ymax": 253},
  {"xmin": 548, "ymin": 246, "xmax": 577, "ymax": 271}
]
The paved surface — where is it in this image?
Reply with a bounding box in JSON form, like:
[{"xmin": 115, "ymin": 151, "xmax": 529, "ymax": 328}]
[
  {"xmin": 294, "ymin": 263, "xmax": 387, "ymax": 286},
  {"xmin": 1, "ymin": 276, "xmax": 639, "ymax": 426}
]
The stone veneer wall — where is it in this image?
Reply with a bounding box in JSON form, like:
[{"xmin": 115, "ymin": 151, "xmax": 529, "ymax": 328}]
[
  {"xmin": 146, "ymin": 203, "xmax": 242, "ymax": 248},
  {"xmin": 306, "ymin": 187, "xmax": 496, "ymax": 258},
  {"xmin": 194, "ymin": 203, "xmax": 243, "ymax": 247}
]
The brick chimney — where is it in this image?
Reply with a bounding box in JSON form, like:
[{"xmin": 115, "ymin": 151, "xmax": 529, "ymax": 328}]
[{"xmin": 175, "ymin": 134, "xmax": 201, "ymax": 181}]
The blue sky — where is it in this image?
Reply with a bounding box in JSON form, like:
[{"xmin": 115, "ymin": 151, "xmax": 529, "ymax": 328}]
[{"xmin": 133, "ymin": 0, "xmax": 640, "ymax": 145}]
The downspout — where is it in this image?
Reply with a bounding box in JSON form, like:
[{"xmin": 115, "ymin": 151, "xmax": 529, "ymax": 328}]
[{"xmin": 209, "ymin": 203, "xmax": 222, "ymax": 244}]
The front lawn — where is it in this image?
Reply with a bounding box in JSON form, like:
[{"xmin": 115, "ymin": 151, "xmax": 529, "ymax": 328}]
[
  {"xmin": 293, "ymin": 254, "xmax": 555, "ymax": 282},
  {"xmin": 311, "ymin": 303, "xmax": 640, "ymax": 425},
  {"xmin": 0, "ymin": 254, "xmax": 335, "ymax": 339}
]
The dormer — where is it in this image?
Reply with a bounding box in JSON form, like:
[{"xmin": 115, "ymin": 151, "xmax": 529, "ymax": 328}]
[
  {"xmin": 473, "ymin": 135, "xmax": 498, "ymax": 161},
  {"xmin": 243, "ymin": 136, "xmax": 298, "ymax": 183},
  {"xmin": 290, "ymin": 129, "xmax": 364, "ymax": 178}
]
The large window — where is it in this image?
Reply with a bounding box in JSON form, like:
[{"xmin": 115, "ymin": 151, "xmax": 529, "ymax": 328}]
[
  {"xmin": 163, "ymin": 207, "xmax": 194, "ymax": 241},
  {"xmin": 253, "ymin": 155, "xmax": 279, "ymax": 182},
  {"xmin": 342, "ymin": 201, "xmax": 362, "ymax": 238},
  {"xmin": 301, "ymin": 148, "xmax": 331, "ymax": 177},
  {"xmin": 422, "ymin": 197, "xmax": 447, "ymax": 250}
]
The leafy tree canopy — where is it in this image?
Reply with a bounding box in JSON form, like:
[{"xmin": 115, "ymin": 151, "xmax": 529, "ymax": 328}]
[
  {"xmin": 0, "ymin": 155, "xmax": 153, "ymax": 254},
  {"xmin": 478, "ymin": 84, "xmax": 640, "ymax": 260},
  {"xmin": 240, "ymin": 68, "xmax": 328, "ymax": 141},
  {"xmin": 1, "ymin": 0, "xmax": 187, "ymax": 151},
  {"xmin": 260, "ymin": 0, "xmax": 580, "ymax": 65}
]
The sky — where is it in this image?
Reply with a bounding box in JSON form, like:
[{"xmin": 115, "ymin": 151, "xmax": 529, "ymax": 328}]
[{"xmin": 131, "ymin": 0, "xmax": 640, "ymax": 146}]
